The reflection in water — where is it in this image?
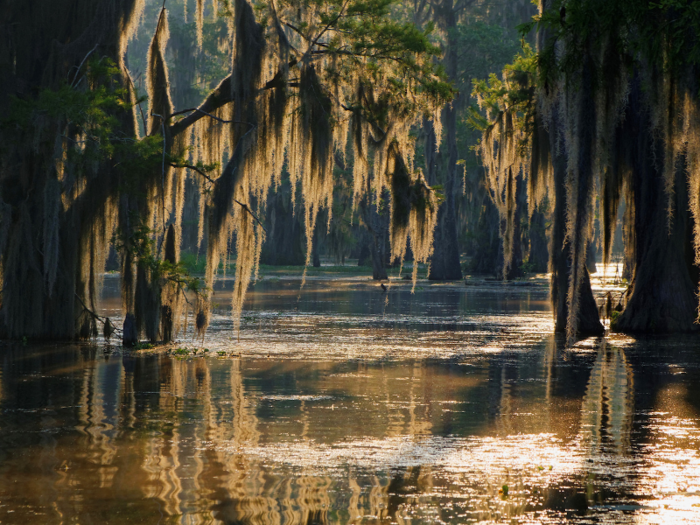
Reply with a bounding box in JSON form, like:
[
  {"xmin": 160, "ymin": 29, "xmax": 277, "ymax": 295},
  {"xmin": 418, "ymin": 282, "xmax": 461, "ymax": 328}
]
[
  {"xmin": 1, "ymin": 281, "xmax": 700, "ymax": 523},
  {"xmin": 580, "ymin": 341, "xmax": 634, "ymax": 456}
]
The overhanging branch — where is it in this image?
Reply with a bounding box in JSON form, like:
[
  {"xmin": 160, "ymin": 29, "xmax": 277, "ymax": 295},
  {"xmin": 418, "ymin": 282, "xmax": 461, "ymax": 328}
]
[
  {"xmin": 169, "ymin": 62, "xmax": 297, "ymax": 138},
  {"xmin": 169, "ymin": 75, "xmax": 233, "ymax": 137},
  {"xmin": 173, "ymin": 162, "xmax": 267, "ymax": 233}
]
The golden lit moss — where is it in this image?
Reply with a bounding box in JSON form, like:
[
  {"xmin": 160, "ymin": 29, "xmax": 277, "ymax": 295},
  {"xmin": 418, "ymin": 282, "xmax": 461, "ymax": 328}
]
[
  {"xmin": 0, "ymin": 0, "xmax": 447, "ymax": 341},
  {"xmin": 474, "ymin": 74, "xmax": 532, "ymax": 279}
]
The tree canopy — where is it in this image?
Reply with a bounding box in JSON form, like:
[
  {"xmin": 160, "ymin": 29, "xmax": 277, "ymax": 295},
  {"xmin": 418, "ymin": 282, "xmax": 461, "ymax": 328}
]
[
  {"xmin": 0, "ymin": 0, "xmax": 452, "ymax": 342},
  {"xmin": 473, "ymin": 0, "xmax": 700, "ymax": 343}
]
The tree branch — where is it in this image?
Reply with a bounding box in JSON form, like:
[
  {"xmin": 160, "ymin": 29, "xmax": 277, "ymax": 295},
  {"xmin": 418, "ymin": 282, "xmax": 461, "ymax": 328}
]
[
  {"xmin": 75, "ymin": 293, "xmax": 123, "ymax": 336},
  {"xmin": 169, "ymin": 63, "xmax": 295, "ymax": 138},
  {"xmin": 233, "ymin": 199, "xmax": 267, "ymax": 233},
  {"xmin": 170, "ymin": 107, "xmax": 255, "ymax": 128},
  {"xmin": 170, "ymin": 162, "xmax": 216, "ymax": 184},
  {"xmin": 169, "ymin": 75, "xmax": 233, "ymax": 137},
  {"xmin": 173, "ymin": 162, "xmax": 267, "ymax": 233}
]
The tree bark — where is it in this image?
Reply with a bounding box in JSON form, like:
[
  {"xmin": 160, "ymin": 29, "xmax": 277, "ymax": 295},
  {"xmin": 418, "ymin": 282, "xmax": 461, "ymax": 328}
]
[
  {"xmin": 502, "ymin": 171, "xmax": 526, "ymax": 280},
  {"xmin": 0, "ymin": 1, "xmax": 139, "ymax": 340},
  {"xmin": 470, "ymin": 196, "xmax": 501, "ymax": 275},
  {"xmin": 528, "ymin": 206, "xmax": 549, "ymax": 273},
  {"xmin": 549, "ymin": 118, "xmax": 604, "ymax": 337},
  {"xmin": 427, "ymin": 0, "xmax": 462, "ymax": 281},
  {"xmin": 260, "ymin": 181, "xmax": 306, "ymax": 265},
  {"xmin": 615, "ymin": 83, "xmax": 699, "ymax": 333},
  {"xmin": 359, "ymin": 197, "xmax": 389, "ymax": 281}
]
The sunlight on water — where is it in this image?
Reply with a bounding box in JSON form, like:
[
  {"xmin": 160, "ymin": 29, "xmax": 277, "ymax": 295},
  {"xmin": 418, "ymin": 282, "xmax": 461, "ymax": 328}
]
[{"xmin": 0, "ymin": 278, "xmax": 700, "ymax": 523}]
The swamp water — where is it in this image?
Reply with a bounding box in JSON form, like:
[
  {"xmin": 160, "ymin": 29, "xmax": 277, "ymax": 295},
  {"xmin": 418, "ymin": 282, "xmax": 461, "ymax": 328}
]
[{"xmin": 1, "ymin": 276, "xmax": 700, "ymax": 523}]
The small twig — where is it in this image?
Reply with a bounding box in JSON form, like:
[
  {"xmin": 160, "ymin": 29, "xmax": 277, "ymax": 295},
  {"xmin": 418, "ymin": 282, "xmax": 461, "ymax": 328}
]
[
  {"xmin": 125, "ymin": 72, "xmax": 148, "ymax": 133},
  {"xmin": 233, "ymin": 199, "xmax": 267, "ymax": 233},
  {"xmin": 170, "ymin": 162, "xmax": 216, "ymax": 184},
  {"xmin": 171, "ymin": 161, "xmax": 265, "ymax": 232},
  {"xmin": 74, "ymin": 293, "xmax": 123, "ymax": 334},
  {"xmin": 70, "ymin": 44, "xmax": 99, "ymax": 87}
]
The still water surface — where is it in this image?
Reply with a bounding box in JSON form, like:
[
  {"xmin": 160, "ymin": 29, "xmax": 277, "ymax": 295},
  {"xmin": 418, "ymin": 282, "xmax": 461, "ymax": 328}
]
[{"xmin": 1, "ymin": 277, "xmax": 700, "ymax": 523}]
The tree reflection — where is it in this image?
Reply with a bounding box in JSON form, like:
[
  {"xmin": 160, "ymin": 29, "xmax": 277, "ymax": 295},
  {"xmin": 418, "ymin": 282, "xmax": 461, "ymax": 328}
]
[{"xmin": 580, "ymin": 340, "xmax": 635, "ymax": 456}]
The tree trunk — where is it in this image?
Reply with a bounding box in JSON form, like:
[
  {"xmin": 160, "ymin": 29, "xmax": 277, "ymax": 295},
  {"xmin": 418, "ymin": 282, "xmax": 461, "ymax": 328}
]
[
  {"xmin": 586, "ymin": 241, "xmax": 598, "ymax": 274},
  {"xmin": 260, "ymin": 181, "xmax": 306, "ymax": 265},
  {"xmin": 549, "ymin": 121, "xmax": 604, "ymax": 337},
  {"xmin": 359, "ymin": 197, "xmax": 389, "ymax": 281},
  {"xmin": 528, "ymin": 205, "xmax": 549, "ymax": 273},
  {"xmin": 427, "ymin": 1, "xmax": 462, "ymax": 281},
  {"xmin": 615, "ymin": 84, "xmax": 699, "ymax": 333},
  {"xmin": 370, "ymin": 236, "xmax": 388, "ymax": 281},
  {"xmin": 470, "ymin": 196, "xmax": 501, "ymax": 275},
  {"xmin": 312, "ymin": 226, "xmax": 321, "ymax": 268},
  {"xmin": 0, "ymin": 1, "xmax": 139, "ymax": 340},
  {"xmin": 357, "ymin": 239, "xmax": 371, "ymax": 267},
  {"xmin": 502, "ymin": 171, "xmax": 526, "ymax": 280}
]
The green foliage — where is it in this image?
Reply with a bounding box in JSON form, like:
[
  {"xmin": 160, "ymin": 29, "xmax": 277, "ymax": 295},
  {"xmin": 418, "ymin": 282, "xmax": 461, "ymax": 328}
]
[
  {"xmin": 262, "ymin": 0, "xmax": 455, "ymax": 118},
  {"xmin": 468, "ymin": 45, "xmax": 538, "ymax": 166},
  {"xmin": 469, "ymin": 45, "xmax": 537, "ymax": 130},
  {"xmin": 180, "ymin": 252, "xmax": 207, "ymax": 274},
  {"xmin": 3, "ymin": 58, "xmax": 135, "ymax": 159},
  {"xmin": 519, "ymin": 0, "xmax": 700, "ymax": 88},
  {"xmin": 610, "ymin": 309, "xmax": 621, "ymax": 330},
  {"xmin": 449, "ymin": 17, "xmax": 526, "ymax": 201},
  {"xmin": 112, "ymin": 220, "xmax": 205, "ymax": 296},
  {"xmin": 520, "ymin": 258, "xmax": 536, "ymax": 275}
]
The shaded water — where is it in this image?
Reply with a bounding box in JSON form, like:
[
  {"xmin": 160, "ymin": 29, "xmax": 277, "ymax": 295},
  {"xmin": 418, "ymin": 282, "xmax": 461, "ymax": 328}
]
[{"xmin": 2, "ymin": 277, "xmax": 700, "ymax": 523}]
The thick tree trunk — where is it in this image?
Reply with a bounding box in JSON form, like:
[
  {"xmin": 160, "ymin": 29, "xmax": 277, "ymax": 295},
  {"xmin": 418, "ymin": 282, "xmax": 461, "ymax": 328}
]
[
  {"xmin": 586, "ymin": 241, "xmax": 598, "ymax": 274},
  {"xmin": 470, "ymin": 196, "xmax": 501, "ymax": 275},
  {"xmin": 312, "ymin": 227, "xmax": 321, "ymax": 268},
  {"xmin": 0, "ymin": 1, "xmax": 139, "ymax": 340},
  {"xmin": 429, "ymin": 204, "xmax": 463, "ymax": 279},
  {"xmin": 260, "ymin": 181, "xmax": 306, "ymax": 265},
  {"xmin": 549, "ymin": 123, "xmax": 604, "ymax": 337},
  {"xmin": 359, "ymin": 198, "xmax": 389, "ymax": 281},
  {"xmin": 427, "ymin": 2, "xmax": 462, "ymax": 281},
  {"xmin": 615, "ymin": 85, "xmax": 699, "ymax": 333},
  {"xmin": 370, "ymin": 236, "xmax": 388, "ymax": 281},
  {"xmin": 357, "ymin": 239, "xmax": 371, "ymax": 267},
  {"xmin": 502, "ymin": 172, "xmax": 526, "ymax": 280}
]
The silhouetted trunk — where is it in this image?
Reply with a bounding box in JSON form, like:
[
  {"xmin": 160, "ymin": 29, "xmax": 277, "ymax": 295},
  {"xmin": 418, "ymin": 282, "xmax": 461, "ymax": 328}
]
[
  {"xmin": 503, "ymin": 171, "xmax": 526, "ymax": 280},
  {"xmin": 0, "ymin": 1, "xmax": 138, "ymax": 340},
  {"xmin": 260, "ymin": 180, "xmax": 306, "ymax": 265},
  {"xmin": 122, "ymin": 314, "xmax": 138, "ymax": 346},
  {"xmin": 370, "ymin": 236, "xmax": 388, "ymax": 280},
  {"xmin": 312, "ymin": 227, "xmax": 321, "ymax": 268},
  {"xmin": 357, "ymin": 239, "xmax": 371, "ymax": 267},
  {"xmin": 427, "ymin": 2, "xmax": 462, "ymax": 281},
  {"xmin": 615, "ymin": 82, "xmax": 699, "ymax": 333},
  {"xmin": 360, "ymin": 197, "xmax": 389, "ymax": 281},
  {"xmin": 549, "ymin": 118, "xmax": 604, "ymax": 337},
  {"xmin": 529, "ymin": 206, "xmax": 549, "ymax": 272},
  {"xmin": 586, "ymin": 240, "xmax": 598, "ymax": 274},
  {"xmin": 470, "ymin": 197, "xmax": 501, "ymax": 275}
]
